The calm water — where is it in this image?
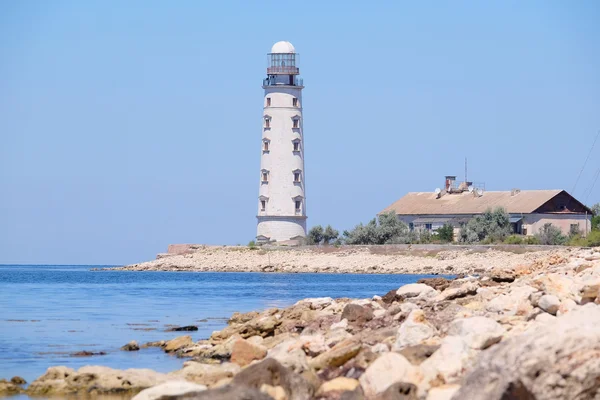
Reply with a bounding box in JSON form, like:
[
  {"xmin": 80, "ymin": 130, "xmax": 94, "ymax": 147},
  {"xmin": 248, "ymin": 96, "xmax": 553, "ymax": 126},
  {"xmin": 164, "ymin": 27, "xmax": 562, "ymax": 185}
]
[{"xmin": 0, "ymin": 265, "xmax": 441, "ymax": 387}]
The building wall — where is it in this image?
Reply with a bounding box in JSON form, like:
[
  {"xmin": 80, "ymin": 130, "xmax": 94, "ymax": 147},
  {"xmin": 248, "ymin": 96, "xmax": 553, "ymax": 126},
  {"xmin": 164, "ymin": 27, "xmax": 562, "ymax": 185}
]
[
  {"xmin": 397, "ymin": 212, "xmax": 593, "ymax": 238},
  {"xmin": 257, "ymin": 216, "xmax": 307, "ymax": 242},
  {"xmin": 523, "ymin": 213, "xmax": 592, "ymax": 236},
  {"xmin": 257, "ymin": 84, "xmax": 307, "ymax": 242}
]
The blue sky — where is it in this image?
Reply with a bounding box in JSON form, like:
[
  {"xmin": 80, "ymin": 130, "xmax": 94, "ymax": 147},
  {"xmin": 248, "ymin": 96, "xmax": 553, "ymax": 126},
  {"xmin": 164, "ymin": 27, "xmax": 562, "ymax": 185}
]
[{"xmin": 1, "ymin": 1, "xmax": 599, "ymax": 265}]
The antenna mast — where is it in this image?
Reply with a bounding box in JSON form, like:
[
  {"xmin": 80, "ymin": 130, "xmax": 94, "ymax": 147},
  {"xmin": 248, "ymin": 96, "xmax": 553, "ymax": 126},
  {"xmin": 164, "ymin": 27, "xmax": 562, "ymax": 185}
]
[{"xmin": 465, "ymin": 157, "xmax": 468, "ymax": 183}]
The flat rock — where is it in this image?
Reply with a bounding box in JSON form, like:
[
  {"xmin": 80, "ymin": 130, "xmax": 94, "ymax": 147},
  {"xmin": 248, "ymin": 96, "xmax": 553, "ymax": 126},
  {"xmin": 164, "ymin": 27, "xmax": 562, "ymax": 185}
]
[
  {"xmin": 417, "ymin": 277, "xmax": 451, "ymax": 291},
  {"xmin": 121, "ymin": 340, "xmax": 140, "ymax": 351},
  {"xmin": 0, "ymin": 379, "xmax": 24, "ymax": 396},
  {"xmin": 132, "ymin": 381, "xmax": 207, "ymax": 399},
  {"xmin": 27, "ymin": 366, "xmax": 173, "ymax": 396},
  {"xmin": 317, "ymin": 377, "xmax": 360, "ymax": 395},
  {"xmin": 230, "ymin": 338, "xmax": 267, "ymax": 367},
  {"xmin": 164, "ymin": 335, "xmax": 193, "ymax": 353},
  {"xmin": 398, "ymin": 344, "xmax": 439, "ymax": 365},
  {"xmin": 434, "ymin": 282, "xmax": 479, "ymax": 302},
  {"xmin": 446, "ymin": 317, "xmax": 504, "ymax": 350},
  {"xmin": 168, "ymin": 325, "xmax": 198, "ymax": 332},
  {"xmin": 309, "ymin": 339, "xmax": 362, "ymax": 371},
  {"xmin": 170, "ymin": 361, "xmax": 240, "ymax": 387},
  {"xmin": 396, "ymin": 284, "xmax": 439, "ymax": 300}
]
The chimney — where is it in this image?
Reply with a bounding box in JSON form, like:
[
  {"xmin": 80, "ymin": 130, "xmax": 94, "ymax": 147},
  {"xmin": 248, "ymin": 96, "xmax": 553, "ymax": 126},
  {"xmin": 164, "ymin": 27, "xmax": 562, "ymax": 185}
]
[{"xmin": 445, "ymin": 176, "xmax": 456, "ymax": 192}]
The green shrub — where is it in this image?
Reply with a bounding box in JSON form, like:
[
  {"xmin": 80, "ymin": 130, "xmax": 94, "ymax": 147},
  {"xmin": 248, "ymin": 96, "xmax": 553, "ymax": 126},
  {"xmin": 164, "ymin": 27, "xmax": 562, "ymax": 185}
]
[
  {"xmin": 459, "ymin": 208, "xmax": 511, "ymax": 243},
  {"xmin": 436, "ymin": 224, "xmax": 454, "ymax": 243},
  {"xmin": 569, "ymin": 231, "xmax": 600, "ymax": 247},
  {"xmin": 343, "ymin": 211, "xmax": 409, "ymax": 245},
  {"xmin": 308, "ymin": 225, "xmax": 324, "ymax": 245},
  {"xmin": 592, "ymin": 215, "xmax": 600, "ymax": 231},
  {"xmin": 247, "ymin": 240, "xmax": 257, "ymax": 249},
  {"xmin": 322, "ymin": 225, "xmax": 339, "ymax": 245},
  {"xmin": 504, "ymin": 235, "xmax": 524, "ymax": 245},
  {"xmin": 535, "ymin": 223, "xmax": 568, "ymax": 245},
  {"xmin": 525, "ymin": 236, "xmax": 540, "ymax": 245}
]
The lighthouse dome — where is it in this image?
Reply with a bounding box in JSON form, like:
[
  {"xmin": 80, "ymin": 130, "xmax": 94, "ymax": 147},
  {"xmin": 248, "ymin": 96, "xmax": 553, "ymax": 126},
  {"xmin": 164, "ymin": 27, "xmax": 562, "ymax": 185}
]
[{"xmin": 271, "ymin": 41, "xmax": 295, "ymax": 54}]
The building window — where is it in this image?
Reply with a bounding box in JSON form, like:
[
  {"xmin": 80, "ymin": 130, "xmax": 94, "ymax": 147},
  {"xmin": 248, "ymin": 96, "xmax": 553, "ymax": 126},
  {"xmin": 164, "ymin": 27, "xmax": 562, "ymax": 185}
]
[
  {"xmin": 294, "ymin": 172, "xmax": 300, "ymax": 182},
  {"xmin": 266, "ymin": 97, "xmax": 271, "ymax": 107},
  {"xmin": 570, "ymin": 224, "xmax": 580, "ymax": 236},
  {"xmin": 263, "ymin": 140, "xmax": 269, "ymax": 152},
  {"xmin": 293, "ymin": 119, "xmax": 299, "ymax": 129},
  {"xmin": 292, "ymin": 98, "xmax": 298, "ymax": 107},
  {"xmin": 261, "ymin": 170, "xmax": 269, "ymax": 183},
  {"xmin": 295, "ymin": 200, "xmax": 301, "ymax": 211},
  {"xmin": 293, "ymin": 141, "xmax": 300, "ymax": 152},
  {"xmin": 260, "ymin": 200, "xmax": 266, "ymax": 211},
  {"xmin": 264, "ymin": 118, "xmax": 270, "ymax": 128},
  {"xmin": 425, "ymin": 223, "xmax": 433, "ymax": 231}
]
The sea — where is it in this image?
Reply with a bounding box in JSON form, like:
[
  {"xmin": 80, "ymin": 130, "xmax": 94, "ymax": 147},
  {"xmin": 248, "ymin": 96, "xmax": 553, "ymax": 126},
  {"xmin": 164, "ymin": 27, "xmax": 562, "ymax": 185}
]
[{"xmin": 0, "ymin": 265, "xmax": 444, "ymax": 396}]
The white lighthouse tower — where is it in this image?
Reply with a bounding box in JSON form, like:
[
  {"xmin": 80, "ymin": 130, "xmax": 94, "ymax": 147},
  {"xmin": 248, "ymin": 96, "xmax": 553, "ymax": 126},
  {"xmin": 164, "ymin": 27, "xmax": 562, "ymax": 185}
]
[{"xmin": 256, "ymin": 41, "xmax": 306, "ymax": 243}]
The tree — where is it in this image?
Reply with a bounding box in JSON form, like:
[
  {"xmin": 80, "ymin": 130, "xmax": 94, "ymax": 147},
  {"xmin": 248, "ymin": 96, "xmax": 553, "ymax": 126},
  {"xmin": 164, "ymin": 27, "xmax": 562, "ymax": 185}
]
[
  {"xmin": 322, "ymin": 225, "xmax": 339, "ymax": 245},
  {"xmin": 591, "ymin": 203, "xmax": 600, "ymax": 231},
  {"xmin": 459, "ymin": 207, "xmax": 511, "ymax": 243},
  {"xmin": 436, "ymin": 224, "xmax": 454, "ymax": 243},
  {"xmin": 535, "ymin": 223, "xmax": 567, "ymax": 245},
  {"xmin": 308, "ymin": 225, "xmax": 324, "ymax": 245},
  {"xmin": 343, "ymin": 212, "xmax": 409, "ymax": 245}
]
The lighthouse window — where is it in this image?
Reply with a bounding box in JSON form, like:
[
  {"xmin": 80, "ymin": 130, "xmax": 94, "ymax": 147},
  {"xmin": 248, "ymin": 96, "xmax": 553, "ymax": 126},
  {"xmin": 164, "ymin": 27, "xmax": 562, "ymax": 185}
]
[
  {"xmin": 263, "ymin": 141, "xmax": 269, "ymax": 152},
  {"xmin": 294, "ymin": 172, "xmax": 300, "ymax": 182},
  {"xmin": 293, "ymin": 119, "xmax": 299, "ymax": 129},
  {"xmin": 293, "ymin": 141, "xmax": 300, "ymax": 152},
  {"xmin": 260, "ymin": 200, "xmax": 266, "ymax": 211},
  {"xmin": 295, "ymin": 200, "xmax": 301, "ymax": 211},
  {"xmin": 292, "ymin": 98, "xmax": 298, "ymax": 107},
  {"xmin": 264, "ymin": 119, "xmax": 270, "ymax": 128},
  {"xmin": 262, "ymin": 172, "xmax": 268, "ymax": 182},
  {"xmin": 266, "ymin": 98, "xmax": 271, "ymax": 107}
]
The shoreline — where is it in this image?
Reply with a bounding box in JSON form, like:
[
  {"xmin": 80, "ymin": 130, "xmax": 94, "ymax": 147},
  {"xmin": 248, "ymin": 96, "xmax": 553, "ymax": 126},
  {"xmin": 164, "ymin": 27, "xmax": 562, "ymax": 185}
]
[
  {"xmin": 5, "ymin": 246, "xmax": 600, "ymax": 399},
  {"xmin": 107, "ymin": 245, "xmax": 569, "ymax": 276}
]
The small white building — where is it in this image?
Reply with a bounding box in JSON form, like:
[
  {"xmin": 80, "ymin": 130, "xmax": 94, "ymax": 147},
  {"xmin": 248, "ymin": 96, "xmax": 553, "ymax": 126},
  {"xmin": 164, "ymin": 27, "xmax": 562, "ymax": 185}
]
[
  {"xmin": 381, "ymin": 176, "xmax": 593, "ymax": 238},
  {"xmin": 256, "ymin": 41, "xmax": 307, "ymax": 243}
]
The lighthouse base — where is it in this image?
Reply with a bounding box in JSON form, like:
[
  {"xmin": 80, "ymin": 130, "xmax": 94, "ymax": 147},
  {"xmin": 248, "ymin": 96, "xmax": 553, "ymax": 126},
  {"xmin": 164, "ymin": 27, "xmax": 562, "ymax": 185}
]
[{"xmin": 256, "ymin": 216, "xmax": 307, "ymax": 243}]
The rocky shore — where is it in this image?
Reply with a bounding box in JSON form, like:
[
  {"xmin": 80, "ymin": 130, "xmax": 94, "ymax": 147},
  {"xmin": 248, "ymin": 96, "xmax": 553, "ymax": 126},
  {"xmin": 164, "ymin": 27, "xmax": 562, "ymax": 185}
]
[
  {"xmin": 4, "ymin": 246, "xmax": 600, "ymax": 399},
  {"xmin": 107, "ymin": 245, "xmax": 562, "ymax": 275}
]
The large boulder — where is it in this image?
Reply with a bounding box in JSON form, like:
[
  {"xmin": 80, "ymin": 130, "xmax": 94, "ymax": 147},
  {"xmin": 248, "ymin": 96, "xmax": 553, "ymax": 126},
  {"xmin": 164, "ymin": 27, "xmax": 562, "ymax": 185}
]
[
  {"xmin": 267, "ymin": 339, "xmax": 310, "ymax": 373},
  {"xmin": 359, "ymin": 352, "xmax": 419, "ymax": 398},
  {"xmin": 232, "ymin": 358, "xmax": 313, "ymax": 400},
  {"xmin": 537, "ymin": 294, "xmax": 560, "ymax": 315},
  {"xmin": 341, "ymin": 304, "xmax": 374, "ymax": 325},
  {"xmin": 230, "ymin": 338, "xmax": 267, "ymax": 367},
  {"xmin": 452, "ymin": 305, "xmax": 600, "ymax": 400},
  {"xmin": 393, "ymin": 309, "xmax": 435, "ymax": 350}
]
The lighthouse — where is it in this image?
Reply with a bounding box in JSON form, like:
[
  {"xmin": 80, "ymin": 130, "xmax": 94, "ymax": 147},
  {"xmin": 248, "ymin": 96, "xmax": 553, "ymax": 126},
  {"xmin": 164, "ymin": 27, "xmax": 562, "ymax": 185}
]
[{"xmin": 256, "ymin": 41, "xmax": 307, "ymax": 243}]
